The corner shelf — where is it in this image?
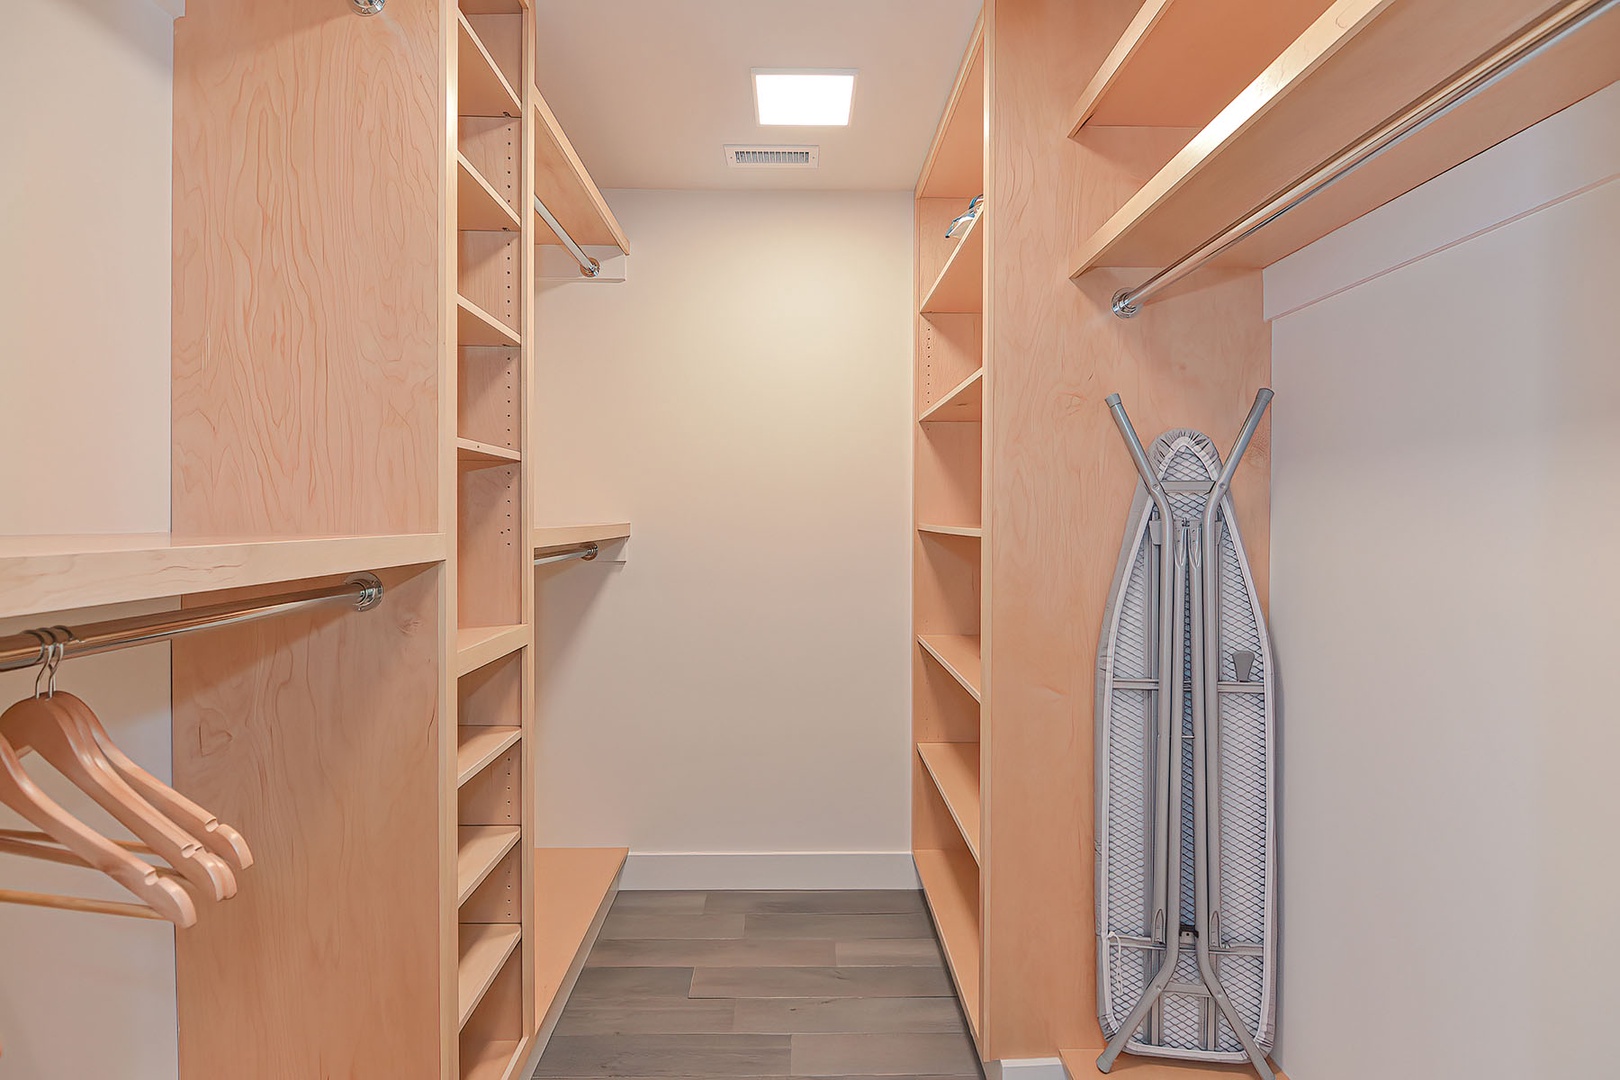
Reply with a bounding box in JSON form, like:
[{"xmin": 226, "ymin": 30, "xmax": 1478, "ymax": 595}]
[
  {"xmin": 920, "ymin": 211, "xmax": 984, "ymax": 315},
  {"xmin": 0, "ymin": 533, "xmax": 447, "ymax": 622},
  {"xmin": 457, "ymin": 295, "xmax": 522, "ymax": 348},
  {"xmin": 457, "ymin": 11, "xmax": 521, "ymax": 118},
  {"xmin": 914, "ymin": 847, "xmax": 981, "ymax": 1040},
  {"xmin": 456, "ymin": 825, "xmax": 522, "ymax": 906},
  {"xmin": 457, "ymin": 726, "xmax": 522, "ymax": 788},
  {"xmin": 532, "ymin": 86, "xmax": 629, "ymax": 254},
  {"xmin": 1067, "ymin": 0, "xmax": 1334, "ymax": 133},
  {"xmin": 920, "ymin": 368, "xmax": 983, "ymax": 424},
  {"xmin": 1070, "ymin": 0, "xmax": 1620, "ymax": 276},
  {"xmin": 458, "ymin": 924, "xmax": 522, "ymax": 1028},
  {"xmin": 918, "ymin": 743, "xmax": 982, "ymax": 861},
  {"xmin": 456, "ymin": 625, "xmax": 529, "ymax": 677},
  {"xmin": 534, "ymin": 522, "xmax": 632, "ymax": 553},
  {"xmin": 918, "ymin": 634, "xmax": 982, "ymax": 702},
  {"xmin": 457, "ymin": 153, "xmax": 521, "ymax": 232},
  {"xmin": 456, "ymin": 437, "xmax": 522, "ymax": 467},
  {"xmin": 918, "ymin": 524, "xmax": 983, "ymax": 539},
  {"xmin": 535, "ymin": 847, "xmax": 629, "ymax": 1027}
]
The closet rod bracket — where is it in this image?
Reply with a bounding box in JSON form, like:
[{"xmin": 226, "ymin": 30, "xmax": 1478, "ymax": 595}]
[
  {"xmin": 351, "ymin": 0, "xmax": 386, "ymax": 15},
  {"xmin": 1111, "ymin": 289, "xmax": 1140, "ymax": 319},
  {"xmin": 345, "ymin": 573, "xmax": 385, "ymax": 611}
]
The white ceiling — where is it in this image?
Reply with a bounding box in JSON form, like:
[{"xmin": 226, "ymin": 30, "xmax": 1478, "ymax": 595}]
[{"xmin": 533, "ymin": 0, "xmax": 982, "ymax": 192}]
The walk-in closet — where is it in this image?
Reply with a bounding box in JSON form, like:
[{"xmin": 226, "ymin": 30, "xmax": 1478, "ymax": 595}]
[{"xmin": 2, "ymin": 1, "xmax": 1616, "ymax": 1078}]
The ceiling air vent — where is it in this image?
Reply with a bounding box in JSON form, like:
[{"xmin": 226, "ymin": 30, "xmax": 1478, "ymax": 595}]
[{"xmin": 725, "ymin": 144, "xmax": 820, "ymax": 169}]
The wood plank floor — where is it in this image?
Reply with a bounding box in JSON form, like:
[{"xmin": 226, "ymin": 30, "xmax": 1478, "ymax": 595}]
[{"xmin": 531, "ymin": 889, "xmax": 984, "ymax": 1079}]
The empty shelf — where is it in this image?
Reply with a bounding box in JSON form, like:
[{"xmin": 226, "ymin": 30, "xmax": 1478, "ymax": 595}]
[
  {"xmin": 918, "ymin": 743, "xmax": 982, "ymax": 861},
  {"xmin": 917, "ymin": 26, "xmax": 985, "ymax": 200},
  {"xmin": 918, "ymin": 634, "xmax": 982, "ymax": 702},
  {"xmin": 456, "ymin": 437, "xmax": 521, "ymax": 466},
  {"xmin": 457, "ymin": 726, "xmax": 521, "ymax": 788},
  {"xmin": 532, "ymin": 88, "xmax": 629, "ymax": 253},
  {"xmin": 456, "ymin": 625, "xmax": 529, "ymax": 676},
  {"xmin": 457, "ymin": 296, "xmax": 521, "ymax": 348},
  {"xmin": 457, "ymin": 153, "xmax": 520, "ymax": 232},
  {"xmin": 533, "ymin": 522, "xmax": 632, "ymax": 552},
  {"xmin": 920, "ymin": 212, "xmax": 984, "ymax": 315},
  {"xmin": 461, "ymin": 1039, "xmax": 524, "ymax": 1080},
  {"xmin": 919, "ymin": 368, "xmax": 983, "ymax": 423},
  {"xmin": 456, "ymin": 826, "xmax": 521, "ymax": 906},
  {"xmin": 456, "ymin": 12, "xmax": 520, "ymax": 118},
  {"xmin": 918, "ymin": 523, "xmax": 982, "ymax": 539},
  {"xmin": 914, "ymin": 847, "xmax": 981, "ymax": 1040},
  {"xmin": 457, "ymin": 923, "xmax": 521, "ymax": 1028},
  {"xmin": 535, "ymin": 847, "xmax": 629, "ymax": 1024}
]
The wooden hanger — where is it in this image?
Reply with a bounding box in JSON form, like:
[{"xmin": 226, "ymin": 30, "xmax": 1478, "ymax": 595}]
[
  {"xmin": 51, "ymin": 690, "xmax": 253, "ymax": 871},
  {"xmin": 0, "ymin": 695, "xmax": 237, "ymax": 901},
  {"xmin": 0, "ymin": 732, "xmax": 195, "ymax": 925}
]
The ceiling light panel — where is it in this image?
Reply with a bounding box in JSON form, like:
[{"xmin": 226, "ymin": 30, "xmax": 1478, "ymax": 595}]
[{"xmin": 752, "ymin": 69, "xmax": 857, "ymax": 126}]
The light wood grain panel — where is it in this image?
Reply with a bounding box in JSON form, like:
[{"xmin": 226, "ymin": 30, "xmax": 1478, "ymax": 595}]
[
  {"xmin": 460, "ymin": 116, "xmax": 522, "ymax": 218},
  {"xmin": 460, "ymin": 648, "xmax": 524, "ymax": 728},
  {"xmin": 1069, "ymin": 0, "xmax": 1335, "ymax": 131},
  {"xmin": 920, "ymin": 212, "xmax": 985, "ymax": 315},
  {"xmin": 460, "ymin": 294, "xmax": 523, "ymax": 348},
  {"xmin": 171, "ymin": 567, "xmax": 441, "ymax": 1078},
  {"xmin": 534, "ymin": 523, "xmax": 633, "ymax": 551},
  {"xmin": 465, "ymin": 14, "xmax": 522, "ymax": 95},
  {"xmin": 460, "ymin": 347, "xmax": 523, "ymax": 453},
  {"xmin": 459, "ymin": 462, "xmax": 523, "ymax": 628},
  {"xmin": 917, "ymin": 18, "xmax": 986, "ymax": 199},
  {"xmin": 532, "ymin": 87, "xmax": 630, "ymax": 252},
  {"xmin": 460, "ymin": 923, "xmax": 523, "ymax": 1026},
  {"xmin": 172, "ymin": 0, "xmax": 440, "ymax": 538},
  {"xmin": 460, "ymin": 947, "xmax": 525, "ymax": 1073},
  {"xmin": 913, "ymin": 848, "xmax": 981, "ymax": 1043},
  {"xmin": 920, "ymin": 366, "xmax": 983, "ymax": 424},
  {"xmin": 457, "ymin": 624, "xmax": 529, "ymax": 676},
  {"xmin": 915, "ymin": 532, "xmax": 980, "ymax": 639},
  {"xmin": 459, "ymin": 233, "xmax": 523, "ymax": 338},
  {"xmin": 458, "ymin": 11, "xmax": 521, "ymax": 118},
  {"xmin": 918, "ymin": 743, "xmax": 983, "ymax": 861},
  {"xmin": 462, "ymin": 842, "xmax": 523, "ymax": 924},
  {"xmin": 916, "ymin": 423, "xmax": 982, "ymax": 530},
  {"xmin": 459, "ymin": 825, "xmax": 523, "ymax": 905},
  {"xmin": 458, "ymin": 727, "xmax": 522, "ymax": 787},
  {"xmin": 918, "ymin": 635, "xmax": 982, "ymax": 703},
  {"xmin": 460, "ymin": 745, "xmax": 523, "ymax": 829},
  {"xmin": 459, "ymin": 153, "xmax": 522, "ymax": 231},
  {"xmin": 534, "ymin": 848, "xmax": 628, "ymax": 1028}
]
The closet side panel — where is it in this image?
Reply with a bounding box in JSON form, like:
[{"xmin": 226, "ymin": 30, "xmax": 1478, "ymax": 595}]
[
  {"xmin": 171, "ymin": 0, "xmax": 443, "ymax": 537},
  {"xmin": 981, "ymin": 0, "xmax": 1271, "ymax": 1059},
  {"xmin": 171, "ymin": 566, "xmax": 443, "ymax": 1078}
]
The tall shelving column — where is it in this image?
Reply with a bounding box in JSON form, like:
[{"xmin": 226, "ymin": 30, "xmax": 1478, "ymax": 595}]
[
  {"xmin": 449, "ymin": 4, "xmax": 536, "ymax": 1078},
  {"xmin": 911, "ymin": 17, "xmax": 987, "ymax": 1055}
]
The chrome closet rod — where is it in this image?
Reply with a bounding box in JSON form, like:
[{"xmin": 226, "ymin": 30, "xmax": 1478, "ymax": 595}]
[
  {"xmin": 534, "ymin": 194, "xmax": 602, "ymax": 278},
  {"xmin": 1110, "ymin": 0, "xmax": 1619, "ymax": 318},
  {"xmin": 0, "ymin": 574, "xmax": 384, "ymax": 673},
  {"xmin": 533, "ymin": 542, "xmax": 600, "ymax": 567}
]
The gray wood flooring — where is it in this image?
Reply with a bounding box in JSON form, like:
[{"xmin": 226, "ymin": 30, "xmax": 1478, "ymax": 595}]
[{"xmin": 530, "ymin": 889, "xmax": 983, "ymax": 1079}]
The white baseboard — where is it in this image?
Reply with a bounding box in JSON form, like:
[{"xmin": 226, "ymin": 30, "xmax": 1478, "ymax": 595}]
[
  {"xmin": 989, "ymin": 1057, "xmax": 1067, "ymax": 1080},
  {"xmin": 619, "ymin": 851, "xmax": 920, "ymax": 891}
]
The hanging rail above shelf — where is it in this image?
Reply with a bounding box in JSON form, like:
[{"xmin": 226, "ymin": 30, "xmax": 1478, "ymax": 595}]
[
  {"xmin": 535, "ymin": 194, "xmax": 601, "ymax": 278},
  {"xmin": 1109, "ymin": 0, "xmax": 1619, "ymax": 318},
  {"xmin": 533, "ymin": 542, "xmax": 600, "ymax": 567},
  {"xmin": 0, "ymin": 575, "xmax": 384, "ymax": 673}
]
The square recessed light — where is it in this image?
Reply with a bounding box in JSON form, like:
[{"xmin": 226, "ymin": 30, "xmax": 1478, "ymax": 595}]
[{"xmin": 753, "ymin": 69, "xmax": 857, "ymax": 126}]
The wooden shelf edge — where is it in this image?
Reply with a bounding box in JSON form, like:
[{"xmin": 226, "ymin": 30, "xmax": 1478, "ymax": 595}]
[
  {"xmin": 917, "ymin": 743, "xmax": 982, "ymax": 862},
  {"xmin": 531, "ymin": 86, "xmax": 630, "ymax": 254},
  {"xmin": 457, "ymin": 295, "xmax": 522, "ymax": 348},
  {"xmin": 461, "ymin": 1037, "xmax": 526, "ymax": 1080},
  {"xmin": 1059, "ymin": 1047, "xmax": 1291, "ymax": 1079},
  {"xmin": 0, "ymin": 532, "xmax": 446, "ymax": 622},
  {"xmin": 1068, "ymin": 0, "xmax": 1174, "ymax": 134},
  {"xmin": 914, "ymin": 848, "xmax": 982, "ymax": 1046},
  {"xmin": 918, "ymin": 523, "xmax": 983, "ymax": 539},
  {"xmin": 919, "ymin": 367, "xmax": 983, "ymax": 423},
  {"xmin": 456, "ymin": 826, "xmax": 522, "ymax": 906},
  {"xmin": 457, "ymin": 437, "xmax": 522, "ymax": 466},
  {"xmin": 456, "ymin": 625, "xmax": 529, "ymax": 677},
  {"xmin": 457, "ymin": 153, "xmax": 522, "ymax": 232},
  {"xmin": 916, "ymin": 15, "xmax": 986, "ymax": 199},
  {"xmin": 456, "ymin": 726, "xmax": 522, "ymax": 787},
  {"xmin": 535, "ymin": 848, "xmax": 629, "ymax": 1031},
  {"xmin": 457, "ymin": 923, "xmax": 522, "ymax": 1028},
  {"xmin": 533, "ymin": 522, "xmax": 632, "ymax": 553},
  {"xmin": 919, "ymin": 211, "xmax": 985, "ymax": 315},
  {"xmin": 917, "ymin": 634, "xmax": 982, "ymax": 702},
  {"xmin": 456, "ymin": 11, "xmax": 522, "ymax": 118}
]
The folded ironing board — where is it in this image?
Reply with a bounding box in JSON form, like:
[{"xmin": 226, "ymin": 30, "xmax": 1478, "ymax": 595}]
[{"xmin": 1094, "ymin": 390, "xmax": 1277, "ymax": 1079}]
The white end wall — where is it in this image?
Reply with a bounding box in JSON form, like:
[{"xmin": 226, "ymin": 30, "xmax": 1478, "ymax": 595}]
[
  {"xmin": 531, "ymin": 189, "xmax": 914, "ymax": 890},
  {"xmin": 1267, "ymin": 84, "xmax": 1620, "ymax": 1079},
  {"xmin": 0, "ymin": 1, "xmax": 177, "ymax": 1076}
]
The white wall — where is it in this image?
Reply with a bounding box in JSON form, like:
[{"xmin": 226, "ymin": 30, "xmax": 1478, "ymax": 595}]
[
  {"xmin": 531, "ymin": 189, "xmax": 915, "ymax": 889},
  {"xmin": 0, "ymin": 1, "xmax": 178, "ymax": 1076},
  {"xmin": 1266, "ymin": 84, "xmax": 1620, "ymax": 1080}
]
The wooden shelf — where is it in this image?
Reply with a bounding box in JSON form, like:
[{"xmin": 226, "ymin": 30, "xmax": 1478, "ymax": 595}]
[
  {"xmin": 457, "ymin": 295, "xmax": 521, "ymax": 348},
  {"xmin": 461, "ymin": 1039, "xmax": 525, "ymax": 1080},
  {"xmin": 918, "ymin": 634, "xmax": 982, "ymax": 702},
  {"xmin": 1071, "ymin": 0, "xmax": 1620, "ymax": 277},
  {"xmin": 917, "ymin": 21, "xmax": 985, "ymax": 199},
  {"xmin": 457, "ymin": 11, "xmax": 521, "ymax": 118},
  {"xmin": 457, "ymin": 726, "xmax": 521, "ymax": 788},
  {"xmin": 0, "ymin": 533, "xmax": 446, "ymax": 622},
  {"xmin": 1059, "ymin": 1047, "xmax": 1290, "ymax": 1079},
  {"xmin": 457, "ymin": 826, "xmax": 521, "ymax": 906},
  {"xmin": 920, "ymin": 368, "xmax": 982, "ymax": 424},
  {"xmin": 532, "ymin": 86, "xmax": 629, "ymax": 253},
  {"xmin": 918, "ymin": 743, "xmax": 982, "ymax": 861},
  {"xmin": 457, "ymin": 153, "xmax": 520, "ymax": 232},
  {"xmin": 457, "ymin": 437, "xmax": 522, "ymax": 467},
  {"xmin": 459, "ymin": 0, "xmax": 522, "ymax": 12},
  {"xmin": 920, "ymin": 211, "xmax": 984, "ymax": 315},
  {"xmin": 456, "ymin": 625, "xmax": 529, "ymax": 677},
  {"xmin": 534, "ymin": 522, "xmax": 632, "ymax": 553},
  {"xmin": 918, "ymin": 523, "xmax": 982, "ymax": 539},
  {"xmin": 535, "ymin": 847, "xmax": 629, "ymax": 1024},
  {"xmin": 914, "ymin": 847, "xmax": 981, "ymax": 1040},
  {"xmin": 1068, "ymin": 0, "xmax": 1334, "ymax": 133},
  {"xmin": 458, "ymin": 924, "xmax": 521, "ymax": 1028}
]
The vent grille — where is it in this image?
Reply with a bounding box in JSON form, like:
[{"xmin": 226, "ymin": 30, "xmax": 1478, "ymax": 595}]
[{"xmin": 725, "ymin": 144, "xmax": 820, "ymax": 169}]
